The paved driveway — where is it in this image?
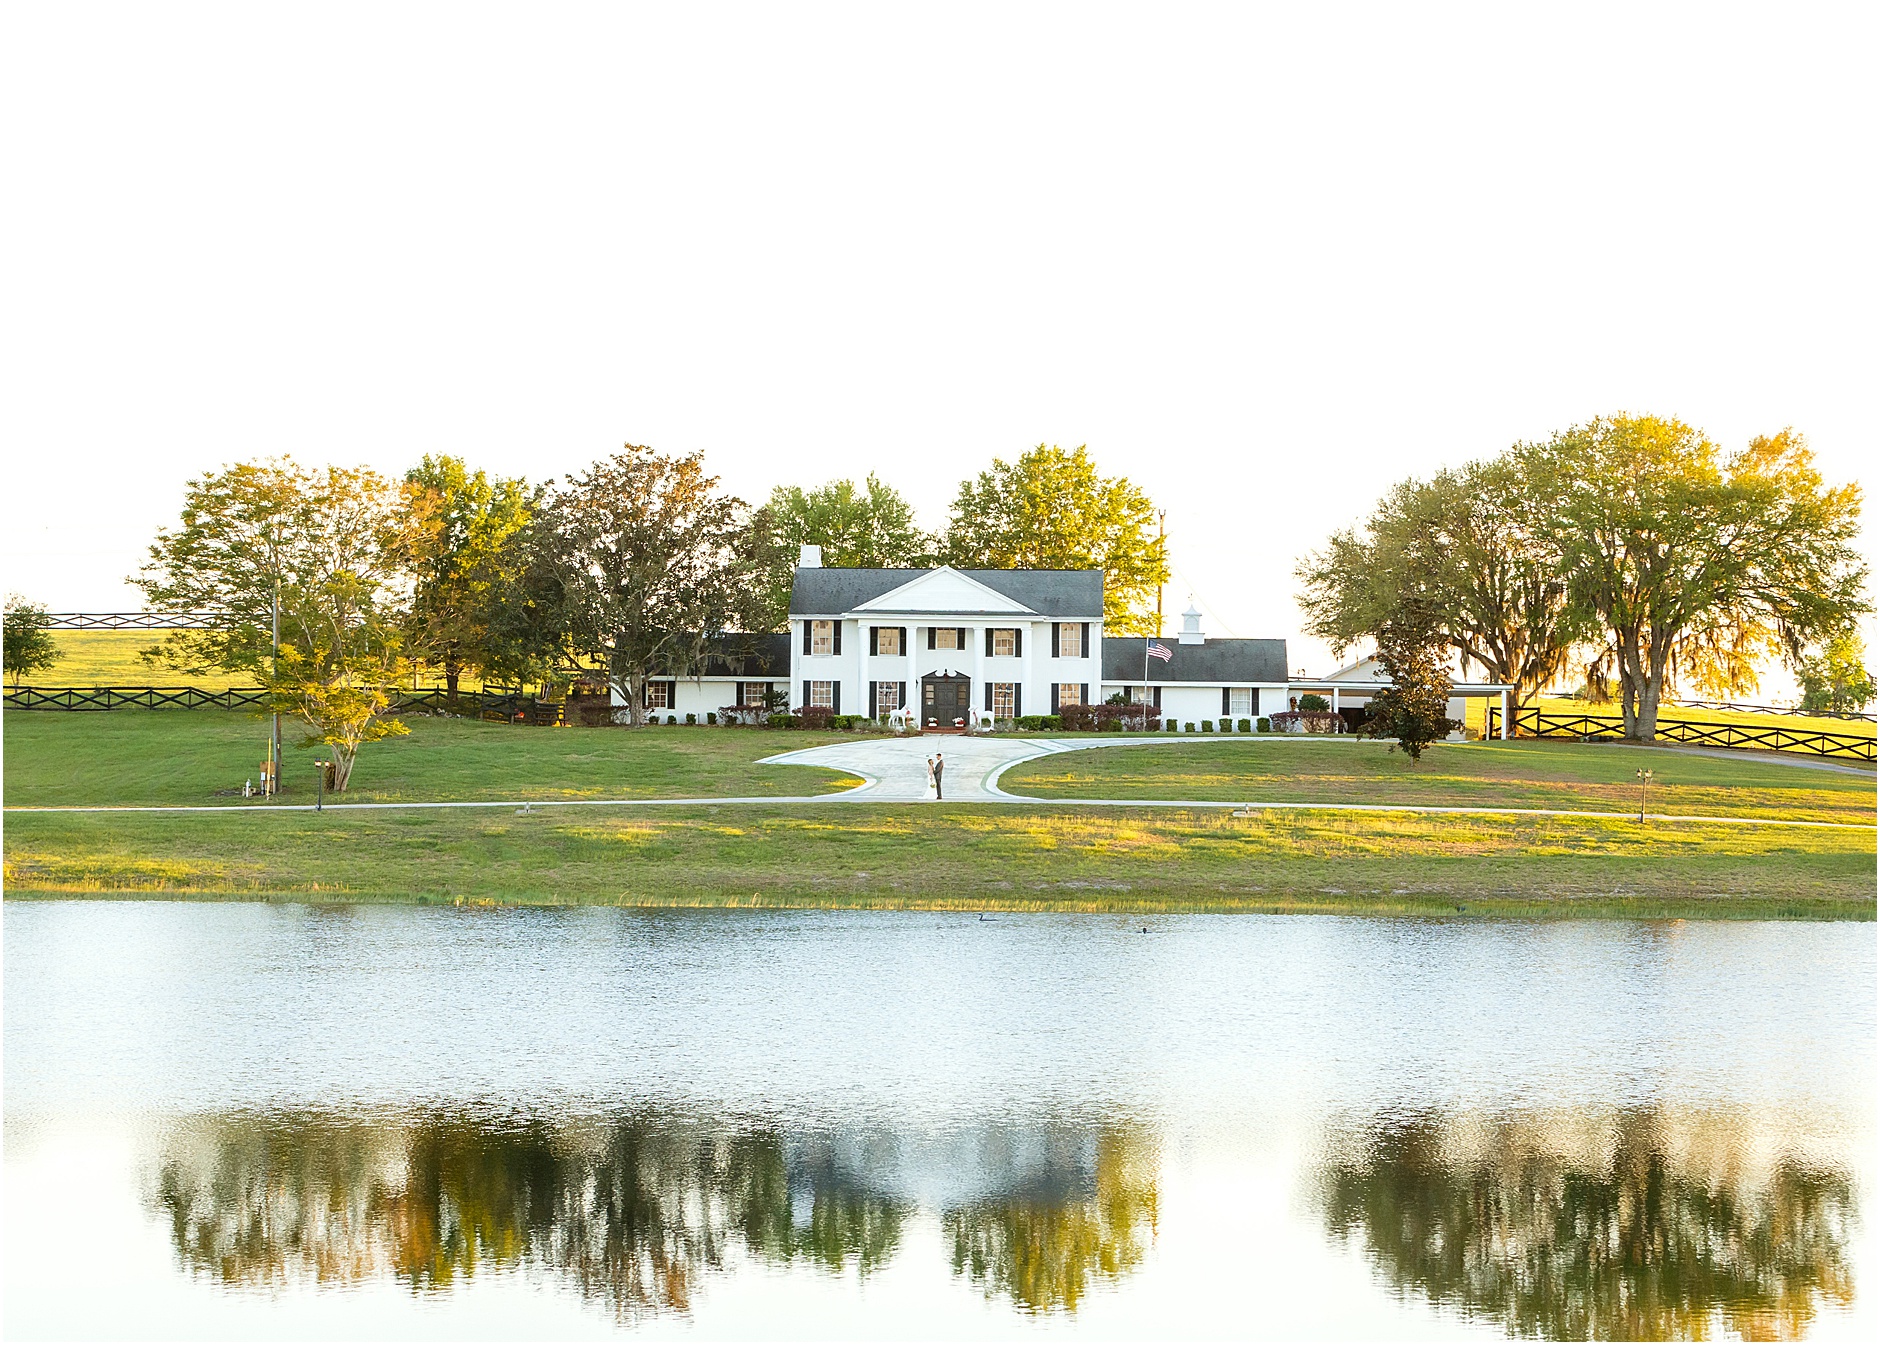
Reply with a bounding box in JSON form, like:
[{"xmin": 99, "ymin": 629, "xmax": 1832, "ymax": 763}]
[{"xmin": 758, "ymin": 733, "xmax": 1082, "ymax": 801}]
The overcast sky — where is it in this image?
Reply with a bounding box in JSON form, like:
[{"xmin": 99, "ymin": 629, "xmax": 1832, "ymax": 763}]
[{"xmin": 4, "ymin": 3, "xmax": 1874, "ymax": 684}]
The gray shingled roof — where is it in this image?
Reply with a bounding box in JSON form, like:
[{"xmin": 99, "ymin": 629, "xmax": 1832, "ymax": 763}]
[
  {"xmin": 1102, "ymin": 637, "xmax": 1289, "ymax": 684},
  {"xmin": 788, "ymin": 567, "xmax": 1103, "ymax": 618},
  {"xmin": 650, "ymin": 632, "xmax": 791, "ymax": 678}
]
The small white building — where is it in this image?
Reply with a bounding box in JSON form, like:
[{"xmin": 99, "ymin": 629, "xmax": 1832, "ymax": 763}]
[
  {"xmin": 1290, "ymin": 653, "xmax": 1514, "ymax": 738},
  {"xmin": 608, "ymin": 632, "xmax": 792, "ymax": 721}
]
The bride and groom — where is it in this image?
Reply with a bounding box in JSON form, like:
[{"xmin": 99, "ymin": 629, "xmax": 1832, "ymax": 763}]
[{"xmin": 924, "ymin": 752, "xmax": 945, "ymax": 801}]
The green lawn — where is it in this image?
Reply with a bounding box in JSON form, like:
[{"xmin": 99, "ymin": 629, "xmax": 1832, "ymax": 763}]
[
  {"xmin": 1000, "ymin": 738, "xmax": 1877, "ymax": 826},
  {"xmin": 4, "ymin": 804, "xmax": 1872, "ymax": 918},
  {"xmin": 2, "ymin": 712, "xmax": 858, "ymax": 806},
  {"xmin": 5, "ymin": 711, "xmax": 1873, "ymax": 917}
]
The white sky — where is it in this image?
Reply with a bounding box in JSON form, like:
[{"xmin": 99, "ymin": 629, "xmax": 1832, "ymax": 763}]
[{"xmin": 3, "ymin": 3, "xmax": 1874, "ymax": 687}]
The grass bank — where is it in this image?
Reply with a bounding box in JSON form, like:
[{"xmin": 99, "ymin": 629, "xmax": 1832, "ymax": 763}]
[
  {"xmin": 4, "ymin": 803, "xmax": 1872, "ymax": 918},
  {"xmin": 2, "ymin": 712, "xmax": 858, "ymax": 806},
  {"xmin": 1000, "ymin": 738, "xmax": 1877, "ymax": 826}
]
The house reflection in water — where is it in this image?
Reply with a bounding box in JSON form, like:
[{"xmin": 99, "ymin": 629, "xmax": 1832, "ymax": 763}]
[
  {"xmin": 1316, "ymin": 1107, "xmax": 1857, "ymax": 1341},
  {"xmin": 148, "ymin": 1108, "xmax": 1160, "ymax": 1322}
]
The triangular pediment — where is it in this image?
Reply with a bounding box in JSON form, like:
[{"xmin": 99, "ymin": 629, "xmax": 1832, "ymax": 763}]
[{"xmin": 852, "ymin": 567, "xmax": 1038, "ymax": 615}]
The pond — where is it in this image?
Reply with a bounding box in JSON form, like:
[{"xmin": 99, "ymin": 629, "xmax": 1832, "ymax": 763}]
[{"xmin": 3, "ymin": 904, "xmax": 1873, "ymax": 1339}]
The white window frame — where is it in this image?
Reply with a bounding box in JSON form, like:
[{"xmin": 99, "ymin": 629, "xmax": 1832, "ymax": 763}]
[
  {"xmin": 875, "ymin": 682, "xmax": 901, "ymax": 715},
  {"xmin": 809, "ymin": 680, "xmax": 836, "ymax": 709},
  {"xmin": 739, "ymin": 681, "xmax": 768, "ymax": 707},
  {"xmin": 1058, "ymin": 622, "xmax": 1083, "ymax": 658},
  {"xmin": 811, "ymin": 620, "xmax": 834, "ymax": 656},
  {"xmin": 991, "ymin": 628, "xmax": 1016, "ymax": 657},
  {"xmin": 933, "ymin": 627, "xmax": 960, "ymax": 650},
  {"xmin": 992, "ymin": 682, "xmax": 1016, "ymax": 717},
  {"xmin": 1057, "ymin": 682, "xmax": 1083, "ymax": 707},
  {"xmin": 1229, "ymin": 687, "xmax": 1252, "ymax": 716},
  {"xmin": 647, "ymin": 682, "xmax": 672, "ymax": 709},
  {"xmin": 876, "ymin": 627, "xmax": 901, "ymax": 656}
]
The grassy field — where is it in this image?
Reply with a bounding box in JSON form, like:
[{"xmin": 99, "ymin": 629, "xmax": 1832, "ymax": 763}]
[
  {"xmin": 1000, "ymin": 739, "xmax": 1878, "ymax": 826},
  {"xmin": 5, "ymin": 710, "xmax": 1873, "ymax": 917},
  {"xmin": 1456, "ymin": 694, "xmax": 1876, "ymax": 742},
  {"xmin": 4, "ymin": 803, "xmax": 1872, "ymax": 918},
  {"xmin": 2, "ymin": 712, "xmax": 858, "ymax": 806}
]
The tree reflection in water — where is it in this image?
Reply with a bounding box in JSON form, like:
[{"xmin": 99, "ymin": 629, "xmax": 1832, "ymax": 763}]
[
  {"xmin": 1318, "ymin": 1109, "xmax": 1857, "ymax": 1341},
  {"xmin": 944, "ymin": 1126, "xmax": 1160, "ymax": 1313},
  {"xmin": 150, "ymin": 1109, "xmax": 1157, "ymax": 1320}
]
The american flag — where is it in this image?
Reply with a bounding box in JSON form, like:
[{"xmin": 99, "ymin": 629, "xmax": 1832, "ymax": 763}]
[{"xmin": 1146, "ymin": 641, "xmax": 1173, "ymax": 663}]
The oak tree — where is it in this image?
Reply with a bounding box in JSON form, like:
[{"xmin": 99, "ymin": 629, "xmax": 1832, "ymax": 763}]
[{"xmin": 536, "ymin": 445, "xmax": 757, "ymax": 723}]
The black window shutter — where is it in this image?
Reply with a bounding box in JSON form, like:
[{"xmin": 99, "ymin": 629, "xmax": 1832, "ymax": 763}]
[
  {"xmin": 1014, "ymin": 684, "xmax": 1022, "ymax": 717},
  {"xmin": 899, "ymin": 627, "xmax": 908, "ymax": 653},
  {"xmin": 985, "ymin": 682, "xmax": 993, "ymax": 711},
  {"xmin": 802, "ymin": 623, "xmax": 812, "ymax": 655},
  {"xmin": 1081, "ymin": 683, "xmax": 1089, "ymax": 706},
  {"xmin": 1153, "ymin": 686, "xmax": 1162, "ymax": 709},
  {"xmin": 832, "ymin": 623, "xmax": 841, "ymax": 655},
  {"xmin": 898, "ymin": 680, "xmax": 907, "ymax": 709},
  {"xmin": 927, "ymin": 627, "xmax": 936, "ymax": 651},
  {"xmin": 1051, "ymin": 684, "xmax": 1060, "ymax": 713},
  {"xmin": 869, "ymin": 627, "xmax": 879, "ymax": 656},
  {"xmin": 957, "ymin": 627, "xmax": 968, "ymax": 647},
  {"xmin": 832, "ymin": 682, "xmax": 840, "ymax": 713},
  {"xmin": 985, "ymin": 628, "xmax": 994, "ymax": 656},
  {"xmin": 869, "ymin": 680, "xmax": 877, "ymax": 714},
  {"xmin": 1223, "ymin": 688, "xmax": 1231, "ymax": 715},
  {"xmin": 1014, "ymin": 628, "xmax": 1022, "ymax": 657},
  {"xmin": 1051, "ymin": 624, "xmax": 1060, "ymax": 657},
  {"xmin": 802, "ymin": 680, "xmax": 810, "ymax": 708},
  {"xmin": 1080, "ymin": 623, "xmax": 1090, "ymax": 657}
]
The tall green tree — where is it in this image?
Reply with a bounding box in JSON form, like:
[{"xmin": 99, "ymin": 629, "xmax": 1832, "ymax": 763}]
[
  {"xmin": 1797, "ymin": 632, "xmax": 1876, "ymax": 715},
  {"xmin": 944, "ymin": 445, "xmax": 1168, "ymax": 635},
  {"xmin": 535, "ymin": 445, "xmax": 760, "ymax": 723},
  {"xmin": 1297, "ymin": 458, "xmax": 1582, "ymax": 708},
  {"xmin": 134, "ymin": 459, "xmax": 413, "ymax": 788},
  {"xmin": 3, "ymin": 596, "xmax": 63, "ymax": 689},
  {"xmin": 1524, "ymin": 418, "xmax": 1868, "ymax": 740},
  {"xmin": 756, "ymin": 475, "xmax": 933, "ymax": 626},
  {"xmin": 403, "ymin": 455, "xmax": 537, "ymax": 697}
]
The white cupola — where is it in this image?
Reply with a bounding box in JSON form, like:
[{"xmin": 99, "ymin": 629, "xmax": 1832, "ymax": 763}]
[
  {"xmin": 1178, "ymin": 601, "xmax": 1205, "ymax": 645},
  {"xmin": 798, "ymin": 544, "xmax": 823, "ymax": 568}
]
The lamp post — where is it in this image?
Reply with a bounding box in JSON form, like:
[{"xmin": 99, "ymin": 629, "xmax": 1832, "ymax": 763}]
[
  {"xmin": 1635, "ymin": 767, "xmax": 1653, "ymax": 822},
  {"xmin": 315, "ymin": 759, "xmax": 328, "ymax": 812}
]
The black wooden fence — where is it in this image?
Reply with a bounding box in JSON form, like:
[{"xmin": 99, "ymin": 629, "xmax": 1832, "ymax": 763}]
[
  {"xmin": 1486, "ymin": 704, "xmax": 1876, "ymax": 763},
  {"xmin": 4, "ymin": 686, "xmax": 560, "ymax": 723}
]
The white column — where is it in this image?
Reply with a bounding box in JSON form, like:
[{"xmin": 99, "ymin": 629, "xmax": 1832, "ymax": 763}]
[
  {"xmin": 1331, "ymin": 687, "xmax": 1340, "ymax": 713},
  {"xmin": 1500, "ymin": 689, "xmax": 1510, "ymax": 739}
]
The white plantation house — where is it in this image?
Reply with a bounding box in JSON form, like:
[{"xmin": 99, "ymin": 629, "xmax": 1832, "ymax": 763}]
[
  {"xmin": 786, "ymin": 548, "xmax": 1289, "ymax": 730},
  {"xmin": 596, "ymin": 550, "xmax": 1510, "ymax": 735}
]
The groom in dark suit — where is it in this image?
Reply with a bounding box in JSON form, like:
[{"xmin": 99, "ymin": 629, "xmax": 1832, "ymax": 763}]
[{"xmin": 933, "ymin": 752, "xmax": 945, "ymax": 800}]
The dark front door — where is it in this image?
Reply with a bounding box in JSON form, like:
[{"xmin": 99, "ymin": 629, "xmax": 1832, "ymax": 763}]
[{"xmin": 922, "ymin": 674, "xmax": 971, "ymax": 729}]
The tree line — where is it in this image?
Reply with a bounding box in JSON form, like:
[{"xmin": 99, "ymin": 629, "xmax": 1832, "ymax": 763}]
[
  {"xmin": 119, "ymin": 443, "xmax": 1166, "ymax": 786},
  {"xmin": 1296, "ymin": 414, "xmax": 1872, "ymax": 741}
]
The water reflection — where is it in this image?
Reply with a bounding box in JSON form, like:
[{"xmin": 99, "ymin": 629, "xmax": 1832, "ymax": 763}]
[
  {"xmin": 149, "ymin": 1108, "xmax": 1158, "ymax": 1320},
  {"xmin": 1318, "ymin": 1108, "xmax": 1858, "ymax": 1340}
]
